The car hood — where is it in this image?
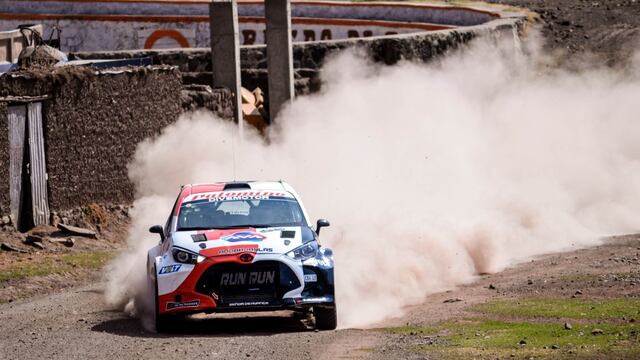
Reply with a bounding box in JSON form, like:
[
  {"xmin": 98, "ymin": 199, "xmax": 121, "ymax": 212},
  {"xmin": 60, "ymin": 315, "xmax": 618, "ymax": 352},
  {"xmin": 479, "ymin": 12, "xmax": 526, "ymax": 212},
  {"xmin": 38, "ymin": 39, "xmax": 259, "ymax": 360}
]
[{"xmin": 172, "ymin": 226, "xmax": 304, "ymax": 256}]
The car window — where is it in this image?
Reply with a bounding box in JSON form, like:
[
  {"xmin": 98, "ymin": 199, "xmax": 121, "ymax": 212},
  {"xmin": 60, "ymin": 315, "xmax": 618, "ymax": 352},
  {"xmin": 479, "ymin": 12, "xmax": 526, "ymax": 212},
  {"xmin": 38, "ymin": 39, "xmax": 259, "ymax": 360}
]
[
  {"xmin": 163, "ymin": 191, "xmax": 181, "ymax": 238},
  {"xmin": 177, "ymin": 196, "xmax": 306, "ymax": 230}
]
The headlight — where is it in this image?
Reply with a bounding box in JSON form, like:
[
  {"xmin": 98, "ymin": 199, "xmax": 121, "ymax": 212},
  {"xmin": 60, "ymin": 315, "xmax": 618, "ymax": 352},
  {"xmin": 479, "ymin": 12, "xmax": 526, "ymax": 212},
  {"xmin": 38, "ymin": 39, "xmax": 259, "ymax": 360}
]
[
  {"xmin": 286, "ymin": 241, "xmax": 318, "ymax": 261},
  {"xmin": 172, "ymin": 248, "xmax": 198, "ymax": 264}
]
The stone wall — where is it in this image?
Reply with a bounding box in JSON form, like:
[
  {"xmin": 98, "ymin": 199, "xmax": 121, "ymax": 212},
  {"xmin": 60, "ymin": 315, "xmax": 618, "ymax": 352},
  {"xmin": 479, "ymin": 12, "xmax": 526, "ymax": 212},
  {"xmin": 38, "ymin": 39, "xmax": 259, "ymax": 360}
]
[
  {"xmin": 181, "ymin": 84, "xmax": 235, "ymax": 117},
  {"xmin": 72, "ymin": 18, "xmax": 522, "ymax": 69},
  {"xmin": 0, "ymin": 66, "xmax": 183, "ymax": 214},
  {"xmin": 71, "ymin": 17, "xmax": 522, "ymax": 95}
]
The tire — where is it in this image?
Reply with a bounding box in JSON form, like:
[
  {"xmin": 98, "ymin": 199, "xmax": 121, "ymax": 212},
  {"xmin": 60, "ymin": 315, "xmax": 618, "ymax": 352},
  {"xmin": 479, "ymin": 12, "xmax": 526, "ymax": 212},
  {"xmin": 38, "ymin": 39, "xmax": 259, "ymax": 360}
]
[{"xmin": 314, "ymin": 306, "xmax": 337, "ymax": 330}]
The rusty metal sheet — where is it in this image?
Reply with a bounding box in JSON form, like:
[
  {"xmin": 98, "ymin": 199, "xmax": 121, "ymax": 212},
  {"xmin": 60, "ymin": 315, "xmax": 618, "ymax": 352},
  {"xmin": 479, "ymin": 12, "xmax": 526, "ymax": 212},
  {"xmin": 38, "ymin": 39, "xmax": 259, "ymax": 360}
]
[
  {"xmin": 27, "ymin": 102, "xmax": 50, "ymax": 226},
  {"xmin": 7, "ymin": 105, "xmax": 26, "ymax": 229}
]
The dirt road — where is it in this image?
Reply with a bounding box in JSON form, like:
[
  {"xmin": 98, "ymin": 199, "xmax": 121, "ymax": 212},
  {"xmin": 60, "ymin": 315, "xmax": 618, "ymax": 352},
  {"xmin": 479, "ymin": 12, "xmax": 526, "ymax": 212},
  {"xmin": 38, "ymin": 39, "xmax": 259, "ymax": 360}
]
[
  {"xmin": 1, "ymin": 235, "xmax": 638, "ymax": 359},
  {"xmin": 0, "ymin": 285, "xmax": 381, "ymax": 360}
]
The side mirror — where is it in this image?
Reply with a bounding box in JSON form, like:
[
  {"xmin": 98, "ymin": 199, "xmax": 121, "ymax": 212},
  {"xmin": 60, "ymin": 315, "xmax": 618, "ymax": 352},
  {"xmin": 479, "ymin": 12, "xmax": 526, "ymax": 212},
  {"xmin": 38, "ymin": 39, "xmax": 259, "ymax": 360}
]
[
  {"xmin": 149, "ymin": 225, "xmax": 165, "ymax": 242},
  {"xmin": 316, "ymin": 219, "xmax": 330, "ymax": 235}
]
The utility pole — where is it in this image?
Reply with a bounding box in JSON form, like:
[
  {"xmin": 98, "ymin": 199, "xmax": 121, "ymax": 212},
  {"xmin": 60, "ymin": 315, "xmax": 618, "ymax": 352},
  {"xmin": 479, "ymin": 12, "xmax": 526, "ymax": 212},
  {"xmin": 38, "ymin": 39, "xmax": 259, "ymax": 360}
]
[
  {"xmin": 209, "ymin": 0, "xmax": 243, "ymax": 135},
  {"xmin": 265, "ymin": 0, "xmax": 294, "ymax": 122}
]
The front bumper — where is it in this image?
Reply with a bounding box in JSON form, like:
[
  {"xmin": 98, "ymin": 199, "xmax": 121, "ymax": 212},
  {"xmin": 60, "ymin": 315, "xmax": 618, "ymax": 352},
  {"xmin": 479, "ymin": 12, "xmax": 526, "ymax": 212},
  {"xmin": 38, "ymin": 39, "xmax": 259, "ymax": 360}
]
[{"xmin": 156, "ymin": 253, "xmax": 334, "ymax": 315}]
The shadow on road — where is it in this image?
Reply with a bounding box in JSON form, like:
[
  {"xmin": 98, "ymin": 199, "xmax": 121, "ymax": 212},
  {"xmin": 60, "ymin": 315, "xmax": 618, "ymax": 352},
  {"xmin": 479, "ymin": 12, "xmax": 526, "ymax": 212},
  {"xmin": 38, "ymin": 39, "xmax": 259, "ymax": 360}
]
[{"xmin": 92, "ymin": 312, "xmax": 313, "ymax": 338}]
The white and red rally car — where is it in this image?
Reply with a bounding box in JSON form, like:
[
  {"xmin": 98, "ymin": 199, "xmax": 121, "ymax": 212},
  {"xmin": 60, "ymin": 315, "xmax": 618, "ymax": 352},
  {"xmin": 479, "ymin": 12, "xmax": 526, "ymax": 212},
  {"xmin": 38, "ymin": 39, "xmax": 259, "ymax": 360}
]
[{"xmin": 146, "ymin": 181, "xmax": 336, "ymax": 332}]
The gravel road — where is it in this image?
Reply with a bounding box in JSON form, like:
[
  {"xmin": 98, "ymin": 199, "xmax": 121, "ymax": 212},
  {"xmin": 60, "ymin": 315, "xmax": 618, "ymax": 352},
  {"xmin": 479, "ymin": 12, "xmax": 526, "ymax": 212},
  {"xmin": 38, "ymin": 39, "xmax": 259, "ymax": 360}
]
[
  {"xmin": 0, "ymin": 286, "xmax": 381, "ymax": 360},
  {"xmin": 2, "ymin": 235, "xmax": 638, "ymax": 359}
]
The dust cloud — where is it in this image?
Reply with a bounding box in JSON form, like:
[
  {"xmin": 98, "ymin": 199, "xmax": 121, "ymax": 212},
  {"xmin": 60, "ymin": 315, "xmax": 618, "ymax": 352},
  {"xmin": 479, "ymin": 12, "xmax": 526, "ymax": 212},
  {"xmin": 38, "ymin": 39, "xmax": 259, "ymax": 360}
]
[{"xmin": 105, "ymin": 37, "xmax": 640, "ymax": 329}]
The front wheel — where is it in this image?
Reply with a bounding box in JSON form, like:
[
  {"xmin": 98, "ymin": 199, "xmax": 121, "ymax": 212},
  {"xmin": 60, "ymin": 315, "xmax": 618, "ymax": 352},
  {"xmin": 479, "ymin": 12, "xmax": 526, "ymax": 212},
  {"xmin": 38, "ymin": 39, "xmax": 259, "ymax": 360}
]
[{"xmin": 314, "ymin": 306, "xmax": 337, "ymax": 330}]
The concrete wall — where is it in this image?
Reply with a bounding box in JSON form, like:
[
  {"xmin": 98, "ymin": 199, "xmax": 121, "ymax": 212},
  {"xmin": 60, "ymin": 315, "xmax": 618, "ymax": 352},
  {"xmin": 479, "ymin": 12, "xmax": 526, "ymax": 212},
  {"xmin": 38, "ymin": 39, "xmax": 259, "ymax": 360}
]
[
  {"xmin": 1, "ymin": 0, "xmax": 498, "ymax": 25},
  {"xmin": 0, "ymin": 0, "xmax": 502, "ymax": 51},
  {"xmin": 0, "ymin": 66, "xmax": 184, "ymax": 213},
  {"xmin": 0, "ymin": 19, "xmax": 452, "ymax": 51}
]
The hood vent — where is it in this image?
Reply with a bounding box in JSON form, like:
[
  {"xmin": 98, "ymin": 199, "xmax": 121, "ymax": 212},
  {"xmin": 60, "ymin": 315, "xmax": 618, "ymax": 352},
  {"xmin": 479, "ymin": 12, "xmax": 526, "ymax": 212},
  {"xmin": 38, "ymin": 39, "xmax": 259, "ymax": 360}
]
[{"xmin": 223, "ymin": 182, "xmax": 251, "ymax": 190}]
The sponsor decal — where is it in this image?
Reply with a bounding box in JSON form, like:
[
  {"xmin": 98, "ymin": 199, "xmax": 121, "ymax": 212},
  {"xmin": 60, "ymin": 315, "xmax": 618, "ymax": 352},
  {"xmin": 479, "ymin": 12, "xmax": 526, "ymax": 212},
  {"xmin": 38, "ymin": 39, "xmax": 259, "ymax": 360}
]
[
  {"xmin": 217, "ymin": 247, "xmax": 258, "ymax": 255},
  {"xmin": 185, "ymin": 191, "xmax": 290, "ymax": 202},
  {"xmin": 303, "ymin": 274, "xmax": 318, "ymax": 282},
  {"xmin": 220, "ymin": 271, "xmax": 276, "ymax": 286},
  {"xmin": 228, "ymin": 301, "xmax": 270, "ymax": 307},
  {"xmin": 159, "ymin": 264, "xmax": 181, "ymax": 275},
  {"xmin": 280, "ymin": 230, "xmax": 296, "ymax": 239},
  {"xmin": 259, "ymin": 227, "xmax": 285, "ymax": 233},
  {"xmin": 221, "ymin": 231, "xmax": 266, "ymax": 243},
  {"xmin": 166, "ymin": 299, "xmax": 200, "ymax": 310},
  {"xmin": 258, "ymin": 247, "xmax": 273, "ymax": 253},
  {"xmin": 284, "ymin": 239, "xmax": 291, "ymax": 246}
]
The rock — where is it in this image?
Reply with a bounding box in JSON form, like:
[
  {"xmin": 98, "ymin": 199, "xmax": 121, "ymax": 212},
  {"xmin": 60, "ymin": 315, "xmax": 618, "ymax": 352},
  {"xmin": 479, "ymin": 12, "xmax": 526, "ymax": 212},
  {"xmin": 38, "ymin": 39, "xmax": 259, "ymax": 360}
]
[
  {"xmin": 564, "ymin": 322, "xmax": 573, "ymax": 330},
  {"xmin": 443, "ymin": 298, "xmax": 463, "ymax": 303},
  {"xmin": 23, "ymin": 235, "xmax": 46, "ymax": 249},
  {"xmin": 50, "ymin": 212, "xmax": 61, "ymax": 227},
  {"xmin": 31, "ymin": 241, "xmax": 45, "ymax": 250},
  {"xmin": 575, "ymin": 290, "xmax": 583, "ymax": 295},
  {"xmin": 49, "ymin": 238, "xmax": 75, "ymax": 247},
  {"xmin": 552, "ymin": 344, "xmax": 560, "ymax": 349},
  {"xmin": 57, "ymin": 223, "xmax": 97, "ymax": 239},
  {"xmin": 591, "ymin": 328, "xmax": 604, "ymax": 335},
  {"xmin": 527, "ymin": 279, "xmax": 533, "ymax": 285},
  {"xmin": 1, "ymin": 216, "xmax": 10, "ymax": 225},
  {"xmin": 519, "ymin": 339, "xmax": 527, "ymax": 345},
  {"xmin": 0, "ymin": 243, "xmax": 27, "ymax": 253},
  {"xmin": 24, "ymin": 234, "xmax": 45, "ymax": 244},
  {"xmin": 488, "ymin": 284, "xmax": 496, "ymax": 290}
]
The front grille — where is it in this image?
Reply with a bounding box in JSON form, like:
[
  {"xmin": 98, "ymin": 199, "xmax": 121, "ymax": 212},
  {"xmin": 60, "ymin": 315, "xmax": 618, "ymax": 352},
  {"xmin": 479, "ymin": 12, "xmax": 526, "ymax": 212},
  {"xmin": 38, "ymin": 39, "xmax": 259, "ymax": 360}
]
[{"xmin": 195, "ymin": 260, "xmax": 300, "ymax": 307}]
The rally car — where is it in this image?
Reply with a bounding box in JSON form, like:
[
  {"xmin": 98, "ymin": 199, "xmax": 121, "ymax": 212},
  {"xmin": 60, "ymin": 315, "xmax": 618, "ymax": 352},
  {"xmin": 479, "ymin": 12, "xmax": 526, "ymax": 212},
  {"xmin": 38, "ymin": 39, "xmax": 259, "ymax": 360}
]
[{"xmin": 146, "ymin": 181, "xmax": 336, "ymax": 332}]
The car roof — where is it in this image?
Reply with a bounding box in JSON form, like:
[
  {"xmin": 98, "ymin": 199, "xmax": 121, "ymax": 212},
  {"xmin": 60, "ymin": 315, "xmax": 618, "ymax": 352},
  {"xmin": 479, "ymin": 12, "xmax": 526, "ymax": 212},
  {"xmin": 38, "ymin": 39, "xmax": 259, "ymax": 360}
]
[{"xmin": 184, "ymin": 181, "xmax": 289, "ymax": 194}]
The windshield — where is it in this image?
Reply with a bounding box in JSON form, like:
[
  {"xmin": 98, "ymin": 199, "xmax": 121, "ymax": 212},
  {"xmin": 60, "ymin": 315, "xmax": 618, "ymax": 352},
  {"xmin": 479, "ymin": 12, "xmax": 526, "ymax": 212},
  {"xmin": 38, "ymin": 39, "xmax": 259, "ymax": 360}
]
[{"xmin": 177, "ymin": 193, "xmax": 306, "ymax": 231}]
